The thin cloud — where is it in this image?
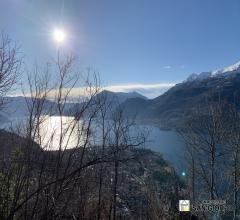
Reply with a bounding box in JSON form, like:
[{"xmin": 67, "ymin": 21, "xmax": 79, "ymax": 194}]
[
  {"xmin": 105, "ymin": 83, "xmax": 175, "ymax": 91},
  {"xmin": 105, "ymin": 83, "xmax": 175, "ymax": 98},
  {"xmin": 180, "ymin": 65, "xmax": 185, "ymax": 69},
  {"xmin": 163, "ymin": 65, "xmax": 172, "ymax": 69}
]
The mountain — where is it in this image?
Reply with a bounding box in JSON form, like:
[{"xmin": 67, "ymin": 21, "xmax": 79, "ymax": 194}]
[
  {"xmin": 95, "ymin": 90, "xmax": 148, "ymax": 104},
  {"xmin": 121, "ymin": 61, "xmax": 240, "ymax": 129},
  {"xmin": 120, "ymin": 97, "xmax": 152, "ymax": 118},
  {"xmin": 0, "ymin": 96, "xmax": 58, "ymax": 119},
  {"xmin": 65, "ymin": 90, "xmax": 148, "ymax": 116},
  {"xmin": 212, "ymin": 60, "xmax": 240, "ymax": 76},
  {"xmin": 0, "ymin": 97, "xmax": 26, "ymax": 118},
  {"xmin": 0, "ymin": 113, "xmax": 10, "ymax": 124}
]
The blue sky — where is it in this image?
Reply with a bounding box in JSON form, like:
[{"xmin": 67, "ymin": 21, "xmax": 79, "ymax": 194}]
[{"xmin": 1, "ymin": 0, "xmax": 240, "ymax": 98}]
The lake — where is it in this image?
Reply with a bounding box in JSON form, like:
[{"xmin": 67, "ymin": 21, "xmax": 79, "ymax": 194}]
[{"xmin": 0, "ymin": 116, "xmax": 186, "ymax": 172}]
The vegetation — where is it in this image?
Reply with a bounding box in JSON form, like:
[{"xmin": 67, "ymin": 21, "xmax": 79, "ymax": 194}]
[
  {"xmin": 178, "ymin": 100, "xmax": 240, "ymax": 219},
  {"xmin": 0, "ymin": 34, "xmax": 184, "ymax": 220}
]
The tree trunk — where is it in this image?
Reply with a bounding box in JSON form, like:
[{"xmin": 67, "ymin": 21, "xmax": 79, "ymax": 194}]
[
  {"xmin": 192, "ymin": 158, "xmax": 195, "ymax": 201},
  {"xmin": 210, "ymin": 145, "xmax": 215, "ymax": 200},
  {"xmin": 233, "ymin": 157, "xmax": 238, "ymax": 220},
  {"xmin": 97, "ymin": 165, "xmax": 103, "ymax": 220},
  {"xmin": 113, "ymin": 161, "xmax": 119, "ymax": 220}
]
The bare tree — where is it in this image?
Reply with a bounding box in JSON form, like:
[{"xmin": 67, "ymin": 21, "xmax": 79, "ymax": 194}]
[
  {"xmin": 106, "ymin": 108, "xmax": 146, "ymax": 220},
  {"xmin": 0, "ymin": 33, "xmax": 21, "ymax": 107},
  {"xmin": 224, "ymin": 105, "xmax": 240, "ymax": 220},
  {"xmin": 95, "ymin": 92, "xmax": 112, "ymax": 220},
  {"xmin": 178, "ymin": 102, "xmax": 228, "ymax": 201},
  {"xmin": 0, "ymin": 53, "xmax": 150, "ymax": 220}
]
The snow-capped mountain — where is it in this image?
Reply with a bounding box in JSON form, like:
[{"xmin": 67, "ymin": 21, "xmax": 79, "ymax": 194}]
[
  {"xmin": 212, "ymin": 61, "xmax": 240, "ymax": 75},
  {"xmin": 186, "ymin": 61, "xmax": 240, "ymax": 82}
]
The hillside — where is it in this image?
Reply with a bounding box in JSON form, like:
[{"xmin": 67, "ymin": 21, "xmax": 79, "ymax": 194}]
[{"xmin": 0, "ymin": 128, "xmax": 184, "ymax": 219}]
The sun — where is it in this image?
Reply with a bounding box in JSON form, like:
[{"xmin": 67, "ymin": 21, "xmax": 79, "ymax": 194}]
[{"xmin": 53, "ymin": 28, "xmax": 66, "ymax": 43}]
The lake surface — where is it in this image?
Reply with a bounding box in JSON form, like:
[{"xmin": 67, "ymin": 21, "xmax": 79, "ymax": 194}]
[
  {"xmin": 142, "ymin": 125, "xmax": 186, "ymax": 171},
  {"xmin": 1, "ymin": 116, "xmax": 186, "ymax": 172}
]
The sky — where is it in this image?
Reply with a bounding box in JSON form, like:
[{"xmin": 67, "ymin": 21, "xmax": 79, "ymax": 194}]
[{"xmin": 0, "ymin": 0, "xmax": 240, "ymax": 98}]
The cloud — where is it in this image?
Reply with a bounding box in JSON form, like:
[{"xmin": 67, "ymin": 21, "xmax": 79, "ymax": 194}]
[
  {"xmin": 12, "ymin": 83, "xmax": 176, "ymax": 100},
  {"xmin": 105, "ymin": 83, "xmax": 175, "ymax": 98},
  {"xmin": 20, "ymin": 87, "xmax": 94, "ymax": 101},
  {"xmin": 163, "ymin": 65, "xmax": 172, "ymax": 69}
]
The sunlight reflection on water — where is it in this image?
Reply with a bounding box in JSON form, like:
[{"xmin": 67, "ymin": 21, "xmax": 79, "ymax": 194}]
[{"xmin": 1, "ymin": 116, "xmax": 186, "ymax": 171}]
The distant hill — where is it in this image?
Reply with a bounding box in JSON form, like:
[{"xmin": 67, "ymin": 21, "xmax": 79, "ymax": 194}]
[
  {"xmin": 119, "ymin": 97, "xmax": 152, "ymax": 118},
  {"xmin": 94, "ymin": 90, "xmax": 148, "ymax": 106},
  {"xmin": 65, "ymin": 90, "xmax": 148, "ymax": 116},
  {"xmin": 0, "ymin": 113, "xmax": 10, "ymax": 124},
  {"xmin": 97, "ymin": 90, "xmax": 148, "ymax": 112},
  {"xmin": 0, "ymin": 96, "xmax": 57, "ymax": 118}
]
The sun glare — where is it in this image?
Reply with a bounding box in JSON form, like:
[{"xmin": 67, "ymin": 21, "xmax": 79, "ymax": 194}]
[{"xmin": 53, "ymin": 28, "xmax": 66, "ymax": 43}]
